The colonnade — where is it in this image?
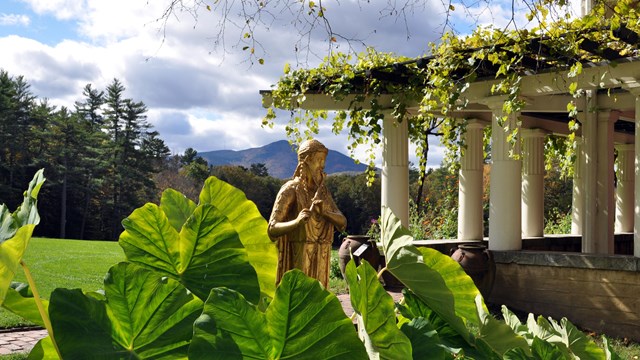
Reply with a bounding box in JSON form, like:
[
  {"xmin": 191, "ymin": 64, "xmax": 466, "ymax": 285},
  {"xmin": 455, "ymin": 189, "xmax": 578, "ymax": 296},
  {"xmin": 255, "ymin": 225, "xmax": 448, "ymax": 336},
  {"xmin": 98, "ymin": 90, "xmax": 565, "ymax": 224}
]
[{"xmin": 379, "ymin": 91, "xmax": 640, "ymax": 256}]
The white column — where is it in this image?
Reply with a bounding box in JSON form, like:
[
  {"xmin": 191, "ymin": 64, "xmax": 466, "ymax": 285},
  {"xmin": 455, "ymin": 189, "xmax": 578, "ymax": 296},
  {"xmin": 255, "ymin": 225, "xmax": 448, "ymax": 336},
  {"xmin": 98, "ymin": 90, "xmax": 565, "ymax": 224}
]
[
  {"xmin": 596, "ymin": 110, "xmax": 615, "ymax": 254},
  {"xmin": 634, "ymin": 91, "xmax": 640, "ymax": 256},
  {"xmin": 485, "ymin": 97, "xmax": 522, "ymax": 250},
  {"xmin": 382, "ymin": 115, "xmax": 409, "ymax": 228},
  {"xmin": 521, "ymin": 129, "xmax": 546, "ymax": 237},
  {"xmin": 581, "ymin": 90, "xmax": 598, "ymax": 253},
  {"xmin": 615, "ymin": 144, "xmax": 635, "ymax": 233},
  {"xmin": 458, "ymin": 120, "xmax": 485, "ymax": 240},
  {"xmin": 581, "ymin": 0, "xmax": 594, "ymax": 16},
  {"xmin": 571, "ymin": 138, "xmax": 584, "ymax": 235}
]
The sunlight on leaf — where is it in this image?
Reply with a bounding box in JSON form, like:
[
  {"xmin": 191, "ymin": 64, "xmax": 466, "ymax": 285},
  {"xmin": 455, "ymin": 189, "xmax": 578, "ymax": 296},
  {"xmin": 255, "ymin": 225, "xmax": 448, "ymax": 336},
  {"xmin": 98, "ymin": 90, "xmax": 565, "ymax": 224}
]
[
  {"xmin": 190, "ymin": 269, "xmax": 367, "ymax": 359},
  {"xmin": 48, "ymin": 263, "xmax": 203, "ymax": 359},
  {"xmin": 0, "ymin": 169, "xmax": 45, "ymax": 306}
]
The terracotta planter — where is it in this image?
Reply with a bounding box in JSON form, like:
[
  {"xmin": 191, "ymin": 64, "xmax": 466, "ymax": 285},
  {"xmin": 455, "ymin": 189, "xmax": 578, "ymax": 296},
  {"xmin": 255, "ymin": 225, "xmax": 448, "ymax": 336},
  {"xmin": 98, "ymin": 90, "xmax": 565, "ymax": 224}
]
[
  {"xmin": 338, "ymin": 235, "xmax": 380, "ymax": 279},
  {"xmin": 450, "ymin": 243, "xmax": 496, "ymax": 298}
]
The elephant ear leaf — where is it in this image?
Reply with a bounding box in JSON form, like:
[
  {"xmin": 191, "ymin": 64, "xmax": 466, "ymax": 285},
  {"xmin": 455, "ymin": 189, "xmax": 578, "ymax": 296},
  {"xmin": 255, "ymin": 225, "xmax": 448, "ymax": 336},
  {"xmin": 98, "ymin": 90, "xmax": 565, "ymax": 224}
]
[
  {"xmin": 198, "ymin": 176, "xmax": 278, "ymax": 299},
  {"xmin": 48, "ymin": 262, "xmax": 203, "ymax": 359},
  {"xmin": 379, "ymin": 206, "xmax": 470, "ymax": 342},
  {"xmin": 160, "ymin": 188, "xmax": 197, "ymax": 231},
  {"xmin": 120, "ymin": 202, "xmax": 261, "ymax": 303},
  {"xmin": 2, "ymin": 282, "xmax": 47, "ymax": 327},
  {"xmin": 190, "ymin": 269, "xmax": 368, "ymax": 359},
  {"xmin": 0, "ymin": 169, "xmax": 45, "ymax": 306},
  {"xmin": 344, "ymin": 259, "xmax": 411, "ymax": 359}
]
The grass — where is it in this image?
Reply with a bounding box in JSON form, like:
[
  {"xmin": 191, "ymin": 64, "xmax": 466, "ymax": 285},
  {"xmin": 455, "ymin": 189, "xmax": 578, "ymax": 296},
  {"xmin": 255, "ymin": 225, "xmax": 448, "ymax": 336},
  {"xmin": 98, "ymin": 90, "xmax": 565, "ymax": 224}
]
[
  {"xmin": 0, "ymin": 354, "xmax": 28, "ymax": 360},
  {"xmin": 329, "ymin": 248, "xmax": 349, "ymax": 294},
  {"xmin": 0, "ymin": 237, "xmax": 125, "ymax": 328},
  {"xmin": 590, "ymin": 335, "xmax": 640, "ymax": 359}
]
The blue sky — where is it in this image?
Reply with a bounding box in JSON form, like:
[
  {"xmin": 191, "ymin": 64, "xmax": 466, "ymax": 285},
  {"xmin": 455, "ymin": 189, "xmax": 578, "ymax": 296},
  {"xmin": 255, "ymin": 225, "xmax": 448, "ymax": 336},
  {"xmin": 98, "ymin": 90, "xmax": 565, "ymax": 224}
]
[
  {"xmin": 0, "ymin": 3, "xmax": 76, "ymax": 45},
  {"xmin": 0, "ymin": 0, "xmax": 579, "ymax": 168}
]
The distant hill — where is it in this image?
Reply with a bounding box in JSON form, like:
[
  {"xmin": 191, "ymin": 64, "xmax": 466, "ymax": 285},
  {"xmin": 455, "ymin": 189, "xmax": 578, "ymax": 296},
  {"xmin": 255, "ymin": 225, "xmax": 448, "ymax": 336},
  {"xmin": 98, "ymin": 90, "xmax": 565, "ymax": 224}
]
[{"xmin": 198, "ymin": 140, "xmax": 369, "ymax": 179}]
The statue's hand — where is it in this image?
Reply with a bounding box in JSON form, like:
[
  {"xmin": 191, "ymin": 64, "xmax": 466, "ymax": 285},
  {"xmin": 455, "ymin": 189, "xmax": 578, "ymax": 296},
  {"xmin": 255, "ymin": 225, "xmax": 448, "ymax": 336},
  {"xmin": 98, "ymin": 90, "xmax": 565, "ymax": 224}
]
[
  {"xmin": 297, "ymin": 208, "xmax": 311, "ymax": 224},
  {"xmin": 310, "ymin": 200, "xmax": 323, "ymax": 215}
]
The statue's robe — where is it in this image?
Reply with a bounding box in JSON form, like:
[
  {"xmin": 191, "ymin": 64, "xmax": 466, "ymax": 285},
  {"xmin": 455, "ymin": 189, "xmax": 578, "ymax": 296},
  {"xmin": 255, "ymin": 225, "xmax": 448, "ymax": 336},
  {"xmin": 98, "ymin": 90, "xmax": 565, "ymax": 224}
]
[{"xmin": 269, "ymin": 178, "xmax": 343, "ymax": 288}]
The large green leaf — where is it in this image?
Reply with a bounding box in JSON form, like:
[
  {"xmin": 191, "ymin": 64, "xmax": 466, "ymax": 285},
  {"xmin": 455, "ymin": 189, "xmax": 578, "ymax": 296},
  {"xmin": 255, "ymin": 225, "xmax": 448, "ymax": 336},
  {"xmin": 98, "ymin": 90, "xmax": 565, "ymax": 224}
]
[
  {"xmin": 48, "ymin": 262, "xmax": 203, "ymax": 359},
  {"xmin": 120, "ymin": 202, "xmax": 260, "ymax": 303},
  {"xmin": 420, "ymin": 246, "xmax": 485, "ymax": 322},
  {"xmin": 190, "ymin": 269, "xmax": 368, "ymax": 359},
  {"xmin": 28, "ymin": 336, "xmax": 58, "ymax": 360},
  {"xmin": 160, "ymin": 188, "xmax": 197, "ymax": 232},
  {"xmin": 398, "ymin": 317, "xmax": 448, "ymax": 360},
  {"xmin": 2, "ymin": 282, "xmax": 47, "ymax": 327},
  {"xmin": 378, "ymin": 206, "xmax": 470, "ymax": 342},
  {"xmin": 503, "ymin": 306, "xmax": 533, "ymax": 342},
  {"xmin": 344, "ymin": 259, "xmax": 412, "ymax": 359},
  {"xmin": 198, "ymin": 176, "xmax": 277, "ymax": 299},
  {"xmin": 547, "ymin": 317, "xmax": 607, "ymax": 360},
  {"xmin": 0, "ymin": 169, "xmax": 45, "ymax": 305},
  {"xmin": 529, "ymin": 337, "xmax": 565, "ymax": 360},
  {"xmin": 474, "ymin": 295, "xmax": 530, "ymax": 357},
  {"xmin": 399, "ymin": 290, "xmax": 471, "ymax": 357},
  {"xmin": 516, "ymin": 313, "xmax": 610, "ymax": 360},
  {"xmin": 503, "ymin": 337, "xmax": 565, "ymax": 360}
]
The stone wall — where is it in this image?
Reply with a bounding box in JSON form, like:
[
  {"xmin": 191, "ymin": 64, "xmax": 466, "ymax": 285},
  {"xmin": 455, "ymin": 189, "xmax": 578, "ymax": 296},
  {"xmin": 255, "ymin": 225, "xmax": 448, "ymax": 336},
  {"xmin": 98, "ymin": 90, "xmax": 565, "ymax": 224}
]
[{"xmin": 488, "ymin": 251, "xmax": 640, "ymax": 341}]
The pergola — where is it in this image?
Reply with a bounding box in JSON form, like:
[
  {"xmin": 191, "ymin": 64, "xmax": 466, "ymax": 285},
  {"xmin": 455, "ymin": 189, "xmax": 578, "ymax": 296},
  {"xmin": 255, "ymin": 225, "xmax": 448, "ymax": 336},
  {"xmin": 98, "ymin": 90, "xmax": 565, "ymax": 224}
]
[{"xmin": 261, "ymin": 7, "xmax": 640, "ymax": 257}]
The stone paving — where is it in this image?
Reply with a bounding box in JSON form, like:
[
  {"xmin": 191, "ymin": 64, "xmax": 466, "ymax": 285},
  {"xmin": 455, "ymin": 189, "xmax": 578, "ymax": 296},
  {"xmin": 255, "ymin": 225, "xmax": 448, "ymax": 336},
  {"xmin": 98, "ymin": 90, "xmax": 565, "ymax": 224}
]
[
  {"xmin": 0, "ymin": 290, "xmax": 404, "ymax": 355},
  {"xmin": 0, "ymin": 328, "xmax": 47, "ymax": 355}
]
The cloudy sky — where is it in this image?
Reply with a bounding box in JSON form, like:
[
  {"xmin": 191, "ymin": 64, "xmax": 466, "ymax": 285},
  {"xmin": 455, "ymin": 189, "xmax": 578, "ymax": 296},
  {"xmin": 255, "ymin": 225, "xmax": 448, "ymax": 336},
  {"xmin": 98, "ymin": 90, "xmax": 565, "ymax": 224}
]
[{"xmin": 0, "ymin": 0, "xmax": 580, "ymax": 168}]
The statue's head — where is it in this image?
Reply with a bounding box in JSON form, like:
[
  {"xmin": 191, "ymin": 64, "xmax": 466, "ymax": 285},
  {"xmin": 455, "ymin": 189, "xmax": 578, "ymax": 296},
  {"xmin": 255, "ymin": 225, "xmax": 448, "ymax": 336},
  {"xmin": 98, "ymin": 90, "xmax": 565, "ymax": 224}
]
[
  {"xmin": 294, "ymin": 139, "xmax": 328, "ymax": 182},
  {"xmin": 297, "ymin": 139, "xmax": 328, "ymax": 160}
]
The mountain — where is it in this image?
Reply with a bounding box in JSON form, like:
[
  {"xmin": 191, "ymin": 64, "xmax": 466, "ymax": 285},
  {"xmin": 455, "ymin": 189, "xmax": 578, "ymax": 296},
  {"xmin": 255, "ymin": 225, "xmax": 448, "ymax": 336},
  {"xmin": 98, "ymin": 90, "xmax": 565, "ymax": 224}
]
[{"xmin": 198, "ymin": 140, "xmax": 369, "ymax": 179}]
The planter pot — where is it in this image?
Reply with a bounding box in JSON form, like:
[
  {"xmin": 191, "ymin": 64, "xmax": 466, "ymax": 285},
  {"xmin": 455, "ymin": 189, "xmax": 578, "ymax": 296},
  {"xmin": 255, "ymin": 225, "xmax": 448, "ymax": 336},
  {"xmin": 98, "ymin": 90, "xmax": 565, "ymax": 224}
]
[
  {"xmin": 450, "ymin": 243, "xmax": 496, "ymax": 298},
  {"xmin": 338, "ymin": 235, "xmax": 380, "ymax": 279}
]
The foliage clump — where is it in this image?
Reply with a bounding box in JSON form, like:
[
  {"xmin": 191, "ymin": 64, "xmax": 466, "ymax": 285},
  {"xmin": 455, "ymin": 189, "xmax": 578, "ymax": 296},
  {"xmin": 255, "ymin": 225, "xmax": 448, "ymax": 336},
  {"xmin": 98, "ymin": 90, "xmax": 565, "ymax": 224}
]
[{"xmin": 0, "ymin": 171, "xmax": 624, "ymax": 359}]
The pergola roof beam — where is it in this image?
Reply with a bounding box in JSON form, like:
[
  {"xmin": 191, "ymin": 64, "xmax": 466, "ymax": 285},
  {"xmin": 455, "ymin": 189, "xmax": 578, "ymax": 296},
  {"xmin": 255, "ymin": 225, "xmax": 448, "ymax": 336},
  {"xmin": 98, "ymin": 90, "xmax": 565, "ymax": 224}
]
[
  {"xmin": 612, "ymin": 24, "xmax": 640, "ymax": 46},
  {"xmin": 579, "ymin": 37, "xmax": 623, "ymax": 61}
]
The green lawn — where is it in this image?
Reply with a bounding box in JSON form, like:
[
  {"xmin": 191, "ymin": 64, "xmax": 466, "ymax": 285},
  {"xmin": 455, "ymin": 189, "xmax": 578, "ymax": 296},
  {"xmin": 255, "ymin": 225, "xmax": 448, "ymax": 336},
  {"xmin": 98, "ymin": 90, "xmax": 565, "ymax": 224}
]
[{"xmin": 0, "ymin": 237, "xmax": 125, "ymax": 328}]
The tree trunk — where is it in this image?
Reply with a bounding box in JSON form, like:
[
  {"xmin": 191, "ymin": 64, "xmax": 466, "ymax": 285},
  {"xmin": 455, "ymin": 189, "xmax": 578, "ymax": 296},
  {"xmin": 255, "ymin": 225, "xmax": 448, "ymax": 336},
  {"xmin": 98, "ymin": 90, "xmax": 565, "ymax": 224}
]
[
  {"xmin": 60, "ymin": 158, "xmax": 67, "ymax": 239},
  {"xmin": 79, "ymin": 175, "xmax": 92, "ymax": 240},
  {"xmin": 415, "ymin": 134, "xmax": 430, "ymax": 213}
]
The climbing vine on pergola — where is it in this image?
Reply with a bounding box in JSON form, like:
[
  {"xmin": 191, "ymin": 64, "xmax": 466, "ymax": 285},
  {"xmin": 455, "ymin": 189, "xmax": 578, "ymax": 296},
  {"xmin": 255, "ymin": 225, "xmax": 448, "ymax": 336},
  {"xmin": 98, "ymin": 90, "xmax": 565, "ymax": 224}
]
[{"xmin": 262, "ymin": 0, "xmax": 640, "ymax": 184}]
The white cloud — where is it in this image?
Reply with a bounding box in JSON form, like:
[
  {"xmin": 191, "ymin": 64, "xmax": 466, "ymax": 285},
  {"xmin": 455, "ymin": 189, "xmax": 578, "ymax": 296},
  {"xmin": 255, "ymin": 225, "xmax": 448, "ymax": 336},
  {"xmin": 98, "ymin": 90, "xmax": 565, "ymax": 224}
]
[
  {"xmin": 0, "ymin": 13, "xmax": 30, "ymax": 26},
  {"xmin": 0, "ymin": 0, "xmax": 465, "ymax": 170},
  {"xmin": 19, "ymin": 0, "xmax": 86, "ymax": 20}
]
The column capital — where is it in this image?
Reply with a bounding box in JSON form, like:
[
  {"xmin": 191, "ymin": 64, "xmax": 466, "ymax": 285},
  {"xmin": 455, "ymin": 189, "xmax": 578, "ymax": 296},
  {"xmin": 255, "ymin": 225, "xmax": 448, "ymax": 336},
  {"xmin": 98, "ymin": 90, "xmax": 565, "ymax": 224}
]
[
  {"xmin": 521, "ymin": 128, "xmax": 548, "ymax": 139},
  {"xmin": 478, "ymin": 95, "xmax": 508, "ymax": 111},
  {"xmin": 615, "ymin": 143, "xmax": 635, "ymax": 152},
  {"xmin": 596, "ymin": 110, "xmax": 616, "ymax": 123},
  {"xmin": 465, "ymin": 118, "xmax": 487, "ymax": 130},
  {"xmin": 478, "ymin": 95, "xmax": 530, "ymax": 112}
]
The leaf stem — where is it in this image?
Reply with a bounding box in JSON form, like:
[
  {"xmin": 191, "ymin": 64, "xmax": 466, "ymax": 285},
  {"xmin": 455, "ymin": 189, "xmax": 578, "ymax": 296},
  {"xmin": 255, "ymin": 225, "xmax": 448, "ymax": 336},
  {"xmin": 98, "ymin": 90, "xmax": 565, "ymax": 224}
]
[
  {"xmin": 377, "ymin": 266, "xmax": 387, "ymax": 280},
  {"xmin": 20, "ymin": 259, "xmax": 62, "ymax": 359}
]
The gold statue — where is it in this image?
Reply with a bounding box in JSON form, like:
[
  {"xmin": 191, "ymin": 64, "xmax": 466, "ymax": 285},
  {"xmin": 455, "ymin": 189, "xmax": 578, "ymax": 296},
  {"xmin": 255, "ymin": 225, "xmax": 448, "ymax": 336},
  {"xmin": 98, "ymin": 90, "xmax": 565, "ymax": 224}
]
[{"xmin": 268, "ymin": 139, "xmax": 347, "ymax": 288}]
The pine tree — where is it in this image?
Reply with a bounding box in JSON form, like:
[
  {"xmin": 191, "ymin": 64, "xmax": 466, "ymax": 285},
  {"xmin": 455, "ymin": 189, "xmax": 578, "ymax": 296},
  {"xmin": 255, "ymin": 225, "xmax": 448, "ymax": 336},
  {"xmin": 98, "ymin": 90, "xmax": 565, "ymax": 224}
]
[{"xmin": 74, "ymin": 83, "xmax": 109, "ymax": 239}]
